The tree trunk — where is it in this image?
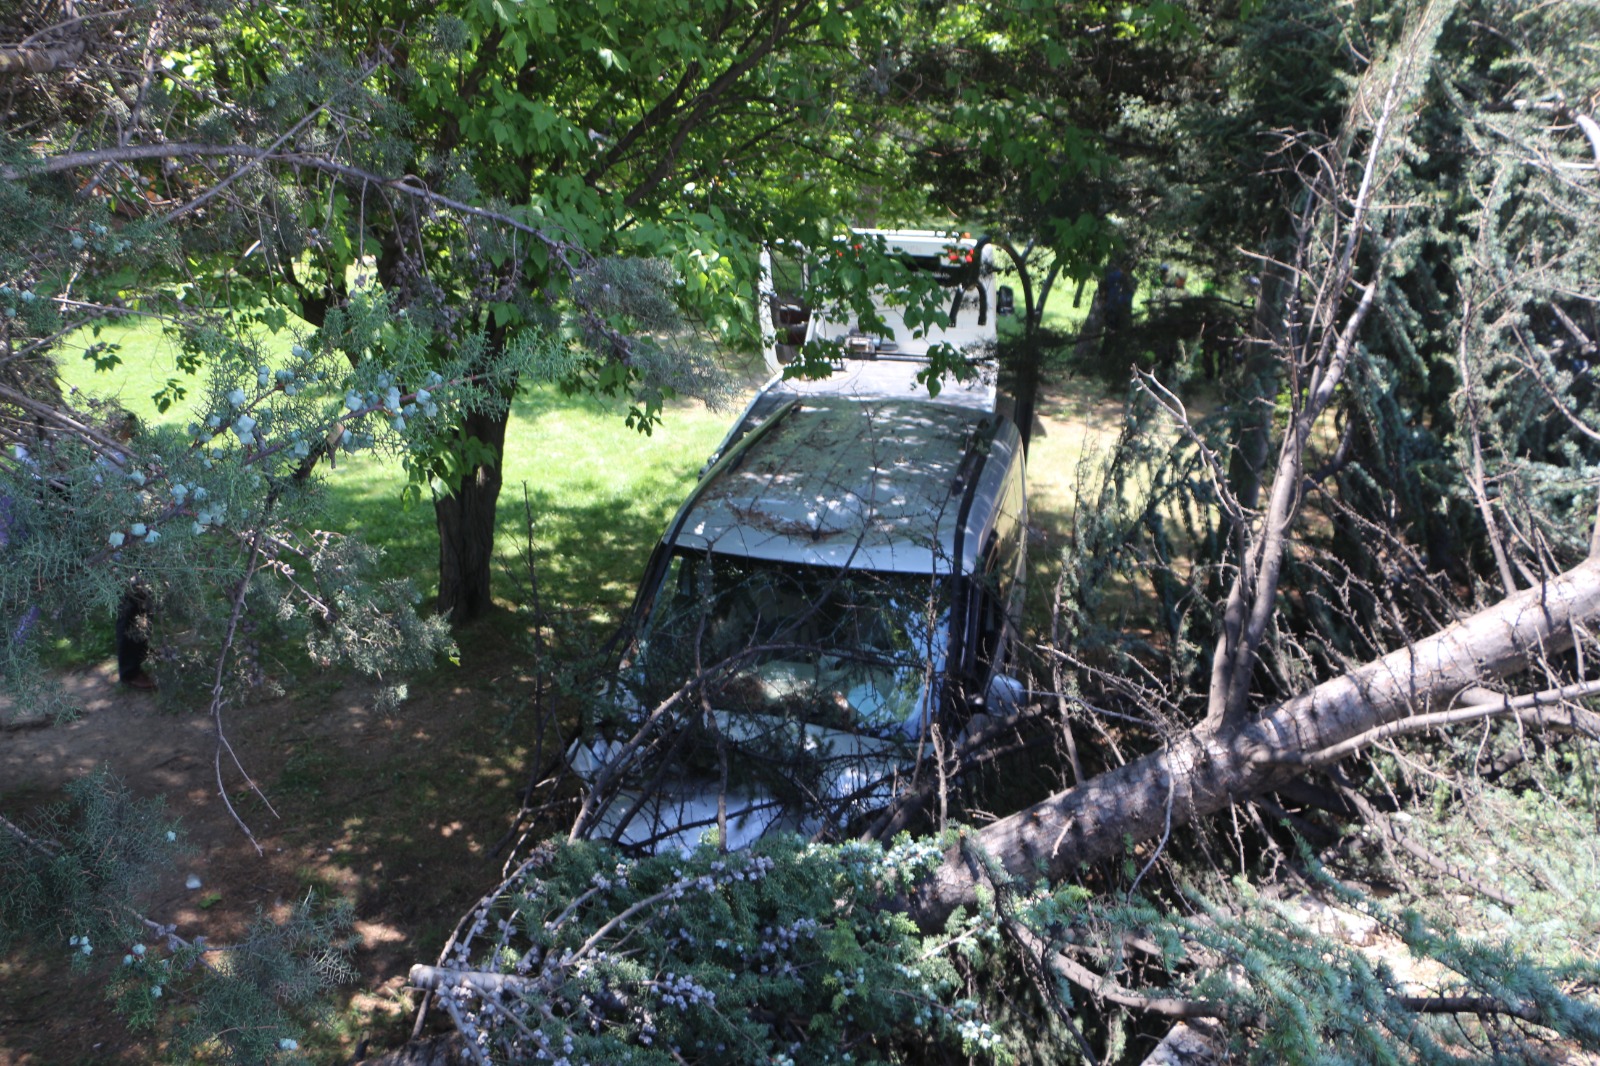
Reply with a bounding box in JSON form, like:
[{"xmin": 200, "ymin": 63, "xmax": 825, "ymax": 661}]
[
  {"xmin": 434, "ymin": 408, "xmax": 509, "ymax": 623},
  {"xmin": 911, "ymin": 558, "xmax": 1600, "ymax": 930},
  {"xmin": 1005, "ymin": 255, "xmax": 1061, "ymax": 454},
  {"xmin": 1226, "ymin": 257, "xmax": 1294, "ymax": 517},
  {"xmin": 1011, "ymin": 332, "xmax": 1044, "ymax": 454}
]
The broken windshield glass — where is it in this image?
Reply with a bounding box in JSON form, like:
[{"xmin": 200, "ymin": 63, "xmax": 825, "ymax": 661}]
[{"xmin": 629, "ymin": 550, "xmax": 951, "ymax": 738}]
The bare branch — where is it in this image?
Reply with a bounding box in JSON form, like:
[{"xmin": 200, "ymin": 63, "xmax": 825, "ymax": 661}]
[
  {"xmin": 913, "ymin": 559, "xmax": 1600, "ymax": 929},
  {"xmin": 1576, "ymin": 114, "xmax": 1600, "ymax": 167},
  {"xmin": 1283, "ymin": 678, "xmax": 1600, "ymax": 766},
  {"xmin": 161, "ymin": 63, "xmax": 384, "ymax": 224}
]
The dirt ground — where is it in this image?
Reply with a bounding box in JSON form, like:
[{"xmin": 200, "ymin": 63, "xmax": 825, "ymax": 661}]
[
  {"xmin": 0, "ymin": 621, "xmax": 557, "ymax": 1065},
  {"xmin": 0, "ymin": 378, "xmax": 1130, "ymax": 1065}
]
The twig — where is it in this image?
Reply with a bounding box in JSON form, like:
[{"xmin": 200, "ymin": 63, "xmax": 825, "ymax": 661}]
[
  {"xmin": 0, "ymin": 812, "xmax": 59, "ymax": 854},
  {"xmin": 204, "ymin": 504, "xmax": 284, "ymax": 854},
  {"xmin": 1330, "ymin": 777, "xmax": 1517, "ymax": 908},
  {"xmin": 1127, "ymin": 766, "xmax": 1175, "ymax": 899},
  {"xmin": 162, "ymin": 62, "xmax": 383, "ymax": 224}
]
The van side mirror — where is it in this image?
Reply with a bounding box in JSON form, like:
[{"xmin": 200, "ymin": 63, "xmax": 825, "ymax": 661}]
[
  {"xmin": 996, "ymin": 286, "xmax": 1015, "ymax": 316},
  {"xmin": 984, "ymin": 672, "xmax": 1024, "ymax": 714}
]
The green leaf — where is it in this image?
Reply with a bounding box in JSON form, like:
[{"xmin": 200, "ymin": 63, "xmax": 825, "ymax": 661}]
[
  {"xmin": 81, "ymin": 342, "xmax": 123, "ymax": 373},
  {"xmin": 152, "ymin": 379, "xmax": 188, "ymax": 414}
]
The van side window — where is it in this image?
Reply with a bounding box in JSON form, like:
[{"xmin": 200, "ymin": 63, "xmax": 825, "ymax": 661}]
[{"xmin": 973, "ymin": 457, "xmax": 1026, "ymax": 675}]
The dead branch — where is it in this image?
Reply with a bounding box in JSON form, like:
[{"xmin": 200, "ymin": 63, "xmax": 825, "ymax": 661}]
[
  {"xmin": 1576, "ymin": 115, "xmax": 1600, "ymax": 167},
  {"xmin": 1283, "ymin": 678, "xmax": 1600, "ymax": 766}
]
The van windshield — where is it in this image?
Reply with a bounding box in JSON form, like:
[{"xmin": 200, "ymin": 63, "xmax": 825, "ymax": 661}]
[{"xmin": 633, "ymin": 550, "xmax": 950, "ymax": 737}]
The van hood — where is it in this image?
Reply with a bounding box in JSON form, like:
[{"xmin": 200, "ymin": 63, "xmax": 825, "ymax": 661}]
[{"xmin": 674, "ymin": 398, "xmax": 1000, "ymax": 574}]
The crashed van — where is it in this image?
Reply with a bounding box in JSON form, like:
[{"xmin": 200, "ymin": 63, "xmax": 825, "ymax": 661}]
[{"xmin": 570, "ymin": 232, "xmax": 1024, "ymax": 851}]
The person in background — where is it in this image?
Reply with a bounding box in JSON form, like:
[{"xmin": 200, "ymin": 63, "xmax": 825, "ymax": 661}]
[
  {"xmin": 108, "ymin": 412, "xmax": 157, "ymax": 691},
  {"xmin": 116, "ymin": 580, "xmax": 155, "ymax": 689}
]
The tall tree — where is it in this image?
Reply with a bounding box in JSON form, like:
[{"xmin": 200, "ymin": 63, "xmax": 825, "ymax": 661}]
[
  {"xmin": 202, "ymin": 0, "xmax": 929, "ymax": 621},
  {"xmin": 913, "ymin": 0, "xmax": 1600, "ymax": 1026},
  {"xmin": 887, "ymin": 1, "xmax": 1150, "ymax": 443},
  {"xmin": 4, "ymin": 0, "xmax": 930, "ymax": 623}
]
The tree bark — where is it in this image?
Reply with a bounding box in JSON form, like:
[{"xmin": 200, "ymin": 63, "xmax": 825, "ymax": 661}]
[
  {"xmin": 434, "ymin": 408, "xmax": 509, "ymax": 623},
  {"xmin": 0, "ymin": 43, "xmax": 84, "ymax": 75},
  {"xmin": 1011, "ymin": 333, "xmax": 1045, "ymax": 454},
  {"xmin": 995, "ymin": 239, "xmax": 1050, "ymax": 453},
  {"xmin": 911, "ymin": 558, "xmax": 1600, "ymax": 930}
]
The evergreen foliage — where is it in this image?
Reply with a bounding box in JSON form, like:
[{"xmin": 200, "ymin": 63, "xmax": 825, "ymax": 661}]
[
  {"xmin": 161, "ymin": 895, "xmax": 359, "ymax": 1066},
  {"xmin": 0, "ymin": 770, "xmax": 356, "ymax": 1063},
  {"xmin": 0, "ymin": 769, "xmax": 178, "ymax": 957},
  {"xmin": 420, "ymin": 825, "xmax": 1600, "ymax": 1066},
  {"xmin": 415, "ymin": 835, "xmax": 1010, "ymax": 1065}
]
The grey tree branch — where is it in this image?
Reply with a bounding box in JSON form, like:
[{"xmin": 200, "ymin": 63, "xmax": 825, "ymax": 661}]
[
  {"xmin": 1576, "ymin": 114, "xmax": 1600, "ymax": 167},
  {"xmin": 2, "ymin": 144, "xmax": 567, "ymax": 256},
  {"xmin": 1284, "ymin": 678, "xmax": 1600, "ymax": 766},
  {"xmin": 0, "ymin": 42, "xmax": 85, "ymax": 75},
  {"xmin": 160, "ymin": 65, "xmax": 379, "ymax": 224}
]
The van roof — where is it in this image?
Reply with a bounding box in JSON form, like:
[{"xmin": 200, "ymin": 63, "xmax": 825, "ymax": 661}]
[{"xmin": 671, "ymin": 397, "xmax": 1015, "ymax": 575}]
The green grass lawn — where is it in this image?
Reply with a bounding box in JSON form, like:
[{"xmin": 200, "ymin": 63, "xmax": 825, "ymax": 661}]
[
  {"xmin": 314, "ymin": 387, "xmax": 735, "ymax": 630},
  {"xmin": 55, "ymin": 320, "xmax": 738, "ymax": 634}
]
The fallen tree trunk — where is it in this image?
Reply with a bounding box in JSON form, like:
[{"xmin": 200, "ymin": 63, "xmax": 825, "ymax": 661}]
[
  {"xmin": 912, "ymin": 558, "xmax": 1600, "ymax": 929},
  {"xmin": 0, "ymin": 43, "xmax": 84, "ymax": 76}
]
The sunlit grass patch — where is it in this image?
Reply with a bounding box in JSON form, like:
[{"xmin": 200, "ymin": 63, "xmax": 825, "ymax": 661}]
[{"xmin": 56, "ymin": 316, "xmax": 209, "ymax": 422}]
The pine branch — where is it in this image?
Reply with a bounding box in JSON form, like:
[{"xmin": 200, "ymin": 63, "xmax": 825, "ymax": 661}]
[
  {"xmin": 160, "ymin": 63, "xmax": 381, "ymax": 225},
  {"xmin": 959, "ymin": 837, "xmax": 1241, "ymax": 1023},
  {"xmin": 1, "ymin": 144, "xmax": 566, "ymax": 255},
  {"xmin": 0, "ymin": 812, "xmax": 59, "ymax": 855},
  {"xmin": 1395, "ymin": 994, "xmax": 1544, "ymax": 1022}
]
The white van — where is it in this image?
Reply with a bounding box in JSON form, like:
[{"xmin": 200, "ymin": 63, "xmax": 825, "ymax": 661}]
[{"xmin": 569, "ymin": 384, "xmax": 1027, "ymax": 851}]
